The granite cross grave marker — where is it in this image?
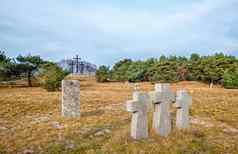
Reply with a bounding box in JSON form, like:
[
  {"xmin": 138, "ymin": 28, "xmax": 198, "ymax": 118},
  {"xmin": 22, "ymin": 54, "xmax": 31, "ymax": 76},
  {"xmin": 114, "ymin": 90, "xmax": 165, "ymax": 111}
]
[
  {"xmin": 175, "ymin": 90, "xmax": 192, "ymax": 129},
  {"xmin": 149, "ymin": 83, "xmax": 175, "ymax": 137},
  {"xmin": 127, "ymin": 91, "xmax": 149, "ymax": 140}
]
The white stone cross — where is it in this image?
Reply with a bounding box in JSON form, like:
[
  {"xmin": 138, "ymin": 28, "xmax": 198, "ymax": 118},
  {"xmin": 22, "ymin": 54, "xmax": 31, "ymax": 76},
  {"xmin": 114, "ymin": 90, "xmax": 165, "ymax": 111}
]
[
  {"xmin": 127, "ymin": 91, "xmax": 149, "ymax": 140},
  {"xmin": 149, "ymin": 83, "xmax": 175, "ymax": 137},
  {"xmin": 62, "ymin": 80, "xmax": 80, "ymax": 118},
  {"xmin": 175, "ymin": 90, "xmax": 192, "ymax": 129}
]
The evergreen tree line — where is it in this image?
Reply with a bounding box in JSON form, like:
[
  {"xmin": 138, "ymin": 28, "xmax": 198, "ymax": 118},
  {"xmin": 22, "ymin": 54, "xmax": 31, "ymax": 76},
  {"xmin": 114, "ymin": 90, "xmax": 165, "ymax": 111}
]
[
  {"xmin": 0, "ymin": 51, "xmax": 69, "ymax": 91},
  {"xmin": 96, "ymin": 53, "xmax": 238, "ymax": 89}
]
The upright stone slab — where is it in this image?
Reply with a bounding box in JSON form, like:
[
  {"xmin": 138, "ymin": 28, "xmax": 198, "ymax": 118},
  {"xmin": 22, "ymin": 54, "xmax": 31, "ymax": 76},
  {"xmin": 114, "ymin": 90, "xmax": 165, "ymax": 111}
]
[
  {"xmin": 62, "ymin": 80, "xmax": 80, "ymax": 117},
  {"xmin": 175, "ymin": 90, "xmax": 192, "ymax": 129},
  {"xmin": 149, "ymin": 83, "xmax": 175, "ymax": 137},
  {"xmin": 127, "ymin": 91, "xmax": 149, "ymax": 140}
]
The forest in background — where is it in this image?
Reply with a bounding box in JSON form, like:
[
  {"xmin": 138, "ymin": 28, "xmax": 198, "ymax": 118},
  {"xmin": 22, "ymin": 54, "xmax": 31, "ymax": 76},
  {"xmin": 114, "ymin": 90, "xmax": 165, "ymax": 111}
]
[
  {"xmin": 2, "ymin": 51, "xmax": 238, "ymax": 89},
  {"xmin": 96, "ymin": 53, "xmax": 238, "ymax": 89}
]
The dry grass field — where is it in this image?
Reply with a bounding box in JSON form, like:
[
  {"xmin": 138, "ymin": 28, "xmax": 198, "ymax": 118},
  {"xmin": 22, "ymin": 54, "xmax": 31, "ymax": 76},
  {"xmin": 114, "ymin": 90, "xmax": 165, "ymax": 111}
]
[{"xmin": 0, "ymin": 76, "xmax": 238, "ymax": 154}]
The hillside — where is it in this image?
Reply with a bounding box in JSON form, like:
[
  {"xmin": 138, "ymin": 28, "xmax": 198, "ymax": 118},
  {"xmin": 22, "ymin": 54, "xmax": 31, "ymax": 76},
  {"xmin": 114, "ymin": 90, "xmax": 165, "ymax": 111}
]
[{"xmin": 0, "ymin": 77, "xmax": 238, "ymax": 153}]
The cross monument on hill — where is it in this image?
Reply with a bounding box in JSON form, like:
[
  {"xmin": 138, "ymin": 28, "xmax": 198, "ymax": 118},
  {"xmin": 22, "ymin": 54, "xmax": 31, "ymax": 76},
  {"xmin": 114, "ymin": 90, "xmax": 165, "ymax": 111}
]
[{"xmin": 73, "ymin": 54, "xmax": 81, "ymax": 73}]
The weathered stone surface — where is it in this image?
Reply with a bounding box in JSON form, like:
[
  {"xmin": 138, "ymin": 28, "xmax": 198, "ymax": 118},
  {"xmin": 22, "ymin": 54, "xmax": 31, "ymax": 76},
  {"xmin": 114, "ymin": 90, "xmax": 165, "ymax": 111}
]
[
  {"xmin": 127, "ymin": 91, "xmax": 149, "ymax": 140},
  {"xmin": 62, "ymin": 80, "xmax": 80, "ymax": 117},
  {"xmin": 149, "ymin": 83, "xmax": 175, "ymax": 137},
  {"xmin": 175, "ymin": 90, "xmax": 192, "ymax": 129}
]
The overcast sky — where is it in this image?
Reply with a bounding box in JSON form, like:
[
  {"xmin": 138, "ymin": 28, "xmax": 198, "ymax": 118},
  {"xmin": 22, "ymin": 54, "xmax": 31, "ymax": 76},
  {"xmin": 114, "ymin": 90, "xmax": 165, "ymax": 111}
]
[{"xmin": 0, "ymin": 0, "xmax": 238, "ymax": 65}]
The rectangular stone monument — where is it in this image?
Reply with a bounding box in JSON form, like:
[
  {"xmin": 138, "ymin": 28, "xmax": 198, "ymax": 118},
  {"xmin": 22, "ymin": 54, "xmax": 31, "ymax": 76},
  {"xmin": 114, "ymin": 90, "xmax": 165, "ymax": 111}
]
[
  {"xmin": 62, "ymin": 80, "xmax": 80, "ymax": 118},
  {"xmin": 149, "ymin": 83, "xmax": 175, "ymax": 137},
  {"xmin": 127, "ymin": 91, "xmax": 149, "ymax": 140},
  {"xmin": 175, "ymin": 90, "xmax": 192, "ymax": 129}
]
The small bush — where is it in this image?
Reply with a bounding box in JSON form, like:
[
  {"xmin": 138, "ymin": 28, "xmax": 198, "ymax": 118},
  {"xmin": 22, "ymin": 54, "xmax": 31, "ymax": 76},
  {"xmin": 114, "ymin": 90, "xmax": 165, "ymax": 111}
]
[
  {"xmin": 223, "ymin": 69, "xmax": 238, "ymax": 89},
  {"xmin": 126, "ymin": 62, "xmax": 147, "ymax": 82},
  {"xmin": 38, "ymin": 63, "xmax": 69, "ymax": 91},
  {"xmin": 96, "ymin": 65, "xmax": 110, "ymax": 82}
]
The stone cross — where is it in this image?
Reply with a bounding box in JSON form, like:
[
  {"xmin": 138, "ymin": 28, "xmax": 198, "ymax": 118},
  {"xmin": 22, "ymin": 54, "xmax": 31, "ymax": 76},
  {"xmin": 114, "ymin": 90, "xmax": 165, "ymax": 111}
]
[
  {"xmin": 149, "ymin": 83, "xmax": 175, "ymax": 137},
  {"xmin": 62, "ymin": 80, "xmax": 80, "ymax": 118},
  {"xmin": 127, "ymin": 91, "xmax": 149, "ymax": 140},
  {"xmin": 175, "ymin": 90, "xmax": 192, "ymax": 129}
]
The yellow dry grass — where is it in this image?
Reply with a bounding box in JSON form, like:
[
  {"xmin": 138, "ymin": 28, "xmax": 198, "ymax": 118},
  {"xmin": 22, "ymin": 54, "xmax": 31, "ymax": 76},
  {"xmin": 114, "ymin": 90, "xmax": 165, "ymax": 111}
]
[{"xmin": 0, "ymin": 76, "xmax": 238, "ymax": 154}]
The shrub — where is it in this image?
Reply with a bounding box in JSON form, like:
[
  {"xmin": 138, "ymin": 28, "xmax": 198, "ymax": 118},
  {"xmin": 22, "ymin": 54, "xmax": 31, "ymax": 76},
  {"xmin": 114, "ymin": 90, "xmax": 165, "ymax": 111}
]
[
  {"xmin": 38, "ymin": 63, "xmax": 69, "ymax": 91},
  {"xmin": 96, "ymin": 65, "xmax": 110, "ymax": 82},
  {"xmin": 111, "ymin": 59, "xmax": 132, "ymax": 81},
  {"xmin": 126, "ymin": 62, "xmax": 147, "ymax": 82},
  {"xmin": 223, "ymin": 69, "xmax": 238, "ymax": 89},
  {"xmin": 148, "ymin": 61, "xmax": 179, "ymax": 83}
]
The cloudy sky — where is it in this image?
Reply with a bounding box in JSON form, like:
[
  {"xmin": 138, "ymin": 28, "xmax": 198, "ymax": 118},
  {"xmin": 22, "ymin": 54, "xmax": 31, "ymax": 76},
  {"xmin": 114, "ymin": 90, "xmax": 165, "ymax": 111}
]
[{"xmin": 0, "ymin": 0, "xmax": 238, "ymax": 65}]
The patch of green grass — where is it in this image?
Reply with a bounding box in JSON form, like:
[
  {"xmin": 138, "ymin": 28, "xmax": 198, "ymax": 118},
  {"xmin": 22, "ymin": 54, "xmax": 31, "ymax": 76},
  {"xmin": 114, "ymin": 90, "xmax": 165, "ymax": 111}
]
[
  {"xmin": 0, "ymin": 145, "xmax": 7, "ymax": 154},
  {"xmin": 44, "ymin": 124, "xmax": 113, "ymax": 154},
  {"xmin": 98, "ymin": 126, "xmax": 224, "ymax": 154},
  {"xmin": 44, "ymin": 136, "xmax": 108, "ymax": 154}
]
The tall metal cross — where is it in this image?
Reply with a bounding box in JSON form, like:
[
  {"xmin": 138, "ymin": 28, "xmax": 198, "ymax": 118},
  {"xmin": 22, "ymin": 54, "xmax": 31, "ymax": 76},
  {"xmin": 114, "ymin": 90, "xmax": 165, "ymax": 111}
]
[{"xmin": 73, "ymin": 55, "xmax": 81, "ymax": 73}]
